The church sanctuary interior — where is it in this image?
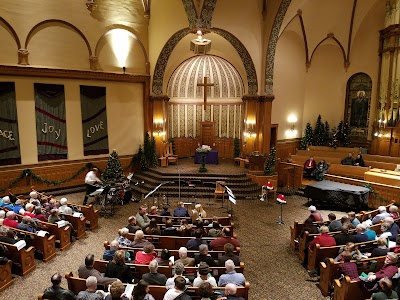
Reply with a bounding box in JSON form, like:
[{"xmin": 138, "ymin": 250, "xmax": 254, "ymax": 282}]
[{"xmin": 2, "ymin": 0, "xmax": 400, "ymax": 299}]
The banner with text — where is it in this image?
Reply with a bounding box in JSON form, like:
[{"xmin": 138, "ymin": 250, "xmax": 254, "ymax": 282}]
[
  {"xmin": 35, "ymin": 83, "xmax": 67, "ymax": 161},
  {"xmin": 80, "ymin": 85, "xmax": 108, "ymax": 156},
  {"xmin": 0, "ymin": 82, "xmax": 21, "ymax": 165}
]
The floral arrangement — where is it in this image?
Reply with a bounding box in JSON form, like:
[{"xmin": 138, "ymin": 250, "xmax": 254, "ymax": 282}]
[{"xmin": 196, "ymin": 144, "xmax": 212, "ymax": 153}]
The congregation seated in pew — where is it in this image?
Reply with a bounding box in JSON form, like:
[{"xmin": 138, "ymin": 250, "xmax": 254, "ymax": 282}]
[
  {"xmin": 78, "ymin": 254, "xmax": 117, "ymax": 286},
  {"xmin": 43, "ymin": 272, "xmax": 76, "ymax": 300},
  {"xmin": 341, "ymin": 152, "xmax": 356, "ymax": 165},
  {"xmin": 142, "ymin": 259, "xmax": 167, "ymax": 286}
]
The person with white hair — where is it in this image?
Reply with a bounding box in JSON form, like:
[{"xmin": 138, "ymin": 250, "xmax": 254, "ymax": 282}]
[
  {"xmin": 103, "ymin": 240, "xmax": 119, "ymax": 261},
  {"xmin": 372, "ymin": 206, "xmax": 391, "ymax": 225},
  {"xmin": 142, "ymin": 259, "xmax": 168, "ymax": 286},
  {"xmin": 217, "ymin": 259, "xmax": 245, "ymax": 287},
  {"xmin": 77, "ymin": 276, "xmax": 104, "ymax": 300},
  {"xmin": 307, "ymin": 205, "xmax": 323, "ymax": 222},
  {"xmin": 13, "ymin": 199, "xmax": 25, "ymax": 215},
  {"xmin": 0, "ymin": 211, "xmax": 5, "ymax": 226},
  {"xmin": 29, "ymin": 191, "xmax": 41, "ymax": 206},
  {"xmin": 353, "ymin": 224, "xmax": 368, "ymax": 243},
  {"xmin": 389, "ymin": 205, "xmax": 400, "ymax": 219},
  {"xmin": 58, "ymin": 198, "xmax": 73, "ymax": 215},
  {"xmin": 130, "ymin": 230, "xmax": 150, "ymax": 248},
  {"xmin": 175, "ymin": 247, "xmax": 195, "ymax": 267},
  {"xmin": 23, "ymin": 203, "xmax": 36, "ymax": 218},
  {"xmin": 3, "ymin": 211, "xmax": 18, "ymax": 228},
  {"xmin": 83, "ymin": 167, "xmax": 102, "ymax": 205},
  {"xmin": 223, "ymin": 283, "xmax": 245, "ymax": 300},
  {"xmin": 384, "ymin": 216, "xmax": 400, "ymax": 241},
  {"xmin": 0, "ymin": 196, "xmax": 13, "ymax": 210},
  {"xmin": 115, "ymin": 228, "xmax": 132, "ymax": 247},
  {"xmin": 126, "ymin": 215, "xmax": 140, "ymax": 233}
]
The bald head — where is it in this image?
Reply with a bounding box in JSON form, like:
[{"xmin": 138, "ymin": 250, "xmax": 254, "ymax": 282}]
[{"xmin": 225, "ymin": 283, "xmax": 237, "ymax": 295}]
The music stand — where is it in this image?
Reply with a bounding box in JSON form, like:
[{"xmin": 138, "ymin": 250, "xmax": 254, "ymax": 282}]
[
  {"xmin": 220, "ymin": 183, "xmax": 236, "ymax": 214},
  {"xmin": 203, "ymin": 181, "xmax": 216, "ymax": 207},
  {"xmin": 276, "ymin": 204, "xmax": 285, "ymax": 225},
  {"xmin": 144, "ymin": 181, "xmax": 172, "ymax": 207}
]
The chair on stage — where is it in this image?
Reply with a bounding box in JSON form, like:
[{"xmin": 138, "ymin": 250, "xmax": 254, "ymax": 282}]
[
  {"xmin": 214, "ymin": 181, "xmax": 226, "ymax": 205},
  {"xmin": 164, "ymin": 143, "xmax": 178, "ymax": 165}
]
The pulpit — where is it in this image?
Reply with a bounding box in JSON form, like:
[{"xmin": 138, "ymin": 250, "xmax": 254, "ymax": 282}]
[{"xmin": 248, "ymin": 156, "xmax": 266, "ymax": 171}]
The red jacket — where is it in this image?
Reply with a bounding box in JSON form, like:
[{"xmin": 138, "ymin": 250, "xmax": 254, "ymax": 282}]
[
  {"xmin": 304, "ymin": 159, "xmax": 316, "ymax": 169},
  {"xmin": 309, "ymin": 233, "xmax": 336, "ymax": 249}
]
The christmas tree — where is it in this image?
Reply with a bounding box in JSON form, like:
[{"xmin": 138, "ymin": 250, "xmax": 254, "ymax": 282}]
[
  {"xmin": 102, "ymin": 149, "xmax": 124, "ymax": 183},
  {"xmin": 300, "ymin": 122, "xmax": 314, "ymax": 150},
  {"xmin": 323, "ymin": 121, "xmax": 331, "ymax": 146},
  {"xmin": 144, "ymin": 131, "xmax": 152, "ymax": 163},
  {"xmin": 337, "ymin": 121, "xmax": 344, "ymax": 145},
  {"xmin": 313, "ymin": 115, "xmax": 325, "ymax": 146},
  {"xmin": 139, "ymin": 145, "xmax": 149, "ymax": 171},
  {"xmin": 150, "ymin": 136, "xmax": 158, "ymax": 167},
  {"xmin": 330, "ymin": 126, "xmax": 339, "ymax": 148},
  {"xmin": 234, "ymin": 137, "xmax": 240, "ymax": 158},
  {"xmin": 342, "ymin": 122, "xmax": 351, "ymax": 147},
  {"xmin": 264, "ymin": 147, "xmax": 276, "ymax": 175}
]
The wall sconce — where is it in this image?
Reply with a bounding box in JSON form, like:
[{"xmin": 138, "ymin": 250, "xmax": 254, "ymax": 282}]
[
  {"xmin": 154, "ymin": 119, "xmax": 165, "ymax": 137},
  {"xmin": 374, "ymin": 119, "xmax": 387, "ymax": 138},
  {"xmin": 285, "ymin": 115, "xmax": 298, "ymax": 138},
  {"xmin": 244, "ymin": 120, "xmax": 256, "ymax": 138},
  {"xmin": 86, "ymin": 0, "xmax": 96, "ymax": 12}
]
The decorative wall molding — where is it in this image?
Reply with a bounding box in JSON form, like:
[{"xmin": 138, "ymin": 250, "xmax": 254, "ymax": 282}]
[
  {"xmin": 182, "ymin": 0, "xmax": 198, "ymax": 29},
  {"xmin": 149, "ymin": 95, "xmax": 170, "ymax": 102},
  {"xmin": 265, "ymin": 0, "xmax": 292, "ymax": 95},
  {"xmin": 309, "ymin": 34, "xmax": 348, "ymax": 69},
  {"xmin": 0, "ymin": 65, "xmax": 150, "ymax": 83},
  {"xmin": 0, "ymin": 16, "xmax": 21, "ymax": 49},
  {"xmin": 200, "ymin": 0, "xmax": 217, "ymax": 29}
]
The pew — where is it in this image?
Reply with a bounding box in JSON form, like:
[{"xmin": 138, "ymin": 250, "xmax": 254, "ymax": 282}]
[
  {"xmin": 333, "ymin": 276, "xmax": 365, "ymax": 300},
  {"xmin": 5, "ymin": 226, "xmax": 56, "ymax": 262},
  {"xmin": 60, "ymin": 213, "xmax": 86, "ymax": 240},
  {"xmin": 68, "ymin": 204, "xmax": 100, "ymax": 230},
  {"xmin": 103, "ymin": 241, "xmax": 240, "ymax": 261},
  {"xmin": 15, "ymin": 214, "xmax": 71, "ymax": 251},
  {"xmin": 65, "ymin": 271, "xmax": 87, "ymax": 295},
  {"xmin": 93, "ymin": 259, "xmax": 245, "ymax": 282},
  {"xmin": 0, "ymin": 241, "xmax": 36, "ymax": 276},
  {"xmin": 0, "ymin": 260, "xmax": 13, "ymax": 291},
  {"xmin": 149, "ymin": 215, "xmax": 232, "ymax": 226},
  {"xmin": 64, "ymin": 271, "xmax": 250, "ymax": 300},
  {"xmin": 327, "ymin": 164, "xmax": 368, "ymax": 180},
  {"xmin": 319, "ymin": 255, "xmax": 387, "ymax": 297},
  {"xmin": 307, "ymin": 240, "xmax": 377, "ymax": 271}
]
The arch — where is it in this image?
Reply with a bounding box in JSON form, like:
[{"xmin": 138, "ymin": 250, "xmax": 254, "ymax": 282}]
[
  {"xmin": 24, "ymin": 19, "xmax": 92, "ymax": 56},
  {"xmin": 265, "ymin": 0, "xmax": 292, "ymax": 94},
  {"xmin": 94, "ymin": 25, "xmax": 148, "ymax": 65},
  {"xmin": 0, "ymin": 16, "xmax": 21, "ymax": 49},
  {"xmin": 309, "ymin": 35, "xmax": 347, "ymax": 67},
  {"xmin": 152, "ymin": 28, "xmax": 258, "ymax": 95}
]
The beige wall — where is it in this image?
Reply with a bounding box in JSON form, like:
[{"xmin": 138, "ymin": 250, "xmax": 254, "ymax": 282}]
[
  {"xmin": 273, "ymin": 0, "xmax": 384, "ymax": 140},
  {"xmin": 2, "ymin": 76, "xmax": 144, "ymax": 165}
]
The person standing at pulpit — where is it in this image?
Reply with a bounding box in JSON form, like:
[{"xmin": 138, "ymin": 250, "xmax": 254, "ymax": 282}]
[
  {"xmin": 303, "ymin": 156, "xmax": 316, "ymax": 179},
  {"xmin": 83, "ymin": 168, "xmax": 102, "ymax": 205}
]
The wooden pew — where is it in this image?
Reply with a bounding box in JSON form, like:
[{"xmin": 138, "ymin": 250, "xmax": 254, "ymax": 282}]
[
  {"xmin": 103, "ymin": 241, "xmax": 240, "ymax": 261},
  {"xmin": 327, "ymin": 164, "xmax": 368, "ymax": 180},
  {"xmin": 333, "ymin": 276, "xmax": 365, "ymax": 300},
  {"xmin": 319, "ymin": 255, "xmax": 387, "ymax": 297},
  {"xmin": 307, "ymin": 240, "xmax": 377, "ymax": 271},
  {"xmin": 148, "ymin": 281, "xmax": 251, "ymax": 300},
  {"xmin": 94, "ymin": 259, "xmax": 244, "ymax": 282},
  {"xmin": 60, "ymin": 213, "xmax": 86, "ymax": 240},
  {"xmin": 15, "ymin": 214, "xmax": 71, "ymax": 251},
  {"xmin": 0, "ymin": 260, "xmax": 12, "ymax": 291},
  {"xmin": 5, "ymin": 226, "xmax": 56, "ymax": 262},
  {"xmin": 0, "ymin": 241, "xmax": 36, "ymax": 276},
  {"xmin": 65, "ymin": 271, "xmax": 86, "ymax": 295},
  {"xmin": 68, "ymin": 204, "xmax": 100, "ymax": 230},
  {"xmin": 150, "ymin": 215, "xmax": 232, "ymax": 226}
]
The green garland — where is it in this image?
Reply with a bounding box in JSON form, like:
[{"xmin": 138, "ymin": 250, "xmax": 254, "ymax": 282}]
[
  {"xmin": 0, "ymin": 162, "xmax": 96, "ymax": 194},
  {"xmin": 363, "ymin": 183, "xmax": 389, "ymax": 205}
]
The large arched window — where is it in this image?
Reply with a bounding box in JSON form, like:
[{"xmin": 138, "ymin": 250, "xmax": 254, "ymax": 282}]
[{"xmin": 344, "ymin": 73, "xmax": 372, "ymax": 142}]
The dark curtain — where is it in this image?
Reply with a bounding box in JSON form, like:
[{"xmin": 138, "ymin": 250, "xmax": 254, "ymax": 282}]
[
  {"xmin": 35, "ymin": 83, "xmax": 67, "ymax": 161},
  {"xmin": 80, "ymin": 85, "xmax": 109, "ymax": 156},
  {"xmin": 0, "ymin": 82, "xmax": 21, "ymax": 165}
]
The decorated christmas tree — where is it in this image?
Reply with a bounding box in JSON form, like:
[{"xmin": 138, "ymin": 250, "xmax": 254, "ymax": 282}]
[
  {"xmin": 140, "ymin": 145, "xmax": 149, "ymax": 171},
  {"xmin": 144, "ymin": 131, "xmax": 152, "ymax": 163},
  {"xmin": 337, "ymin": 121, "xmax": 344, "ymax": 145},
  {"xmin": 234, "ymin": 137, "xmax": 240, "ymax": 158},
  {"xmin": 342, "ymin": 122, "xmax": 351, "ymax": 147},
  {"xmin": 330, "ymin": 126, "xmax": 339, "ymax": 148},
  {"xmin": 264, "ymin": 147, "xmax": 276, "ymax": 176},
  {"xmin": 102, "ymin": 149, "xmax": 124, "ymax": 183},
  {"xmin": 323, "ymin": 121, "xmax": 331, "ymax": 146},
  {"xmin": 300, "ymin": 122, "xmax": 314, "ymax": 150},
  {"xmin": 150, "ymin": 136, "xmax": 158, "ymax": 167},
  {"xmin": 313, "ymin": 115, "xmax": 325, "ymax": 146}
]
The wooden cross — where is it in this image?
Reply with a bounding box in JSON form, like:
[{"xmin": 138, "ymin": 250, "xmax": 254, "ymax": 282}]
[{"xmin": 197, "ymin": 76, "xmax": 214, "ymax": 110}]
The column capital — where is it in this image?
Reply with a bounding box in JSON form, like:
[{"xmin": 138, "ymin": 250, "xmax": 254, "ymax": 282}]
[{"xmin": 18, "ymin": 49, "xmax": 29, "ymax": 65}]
